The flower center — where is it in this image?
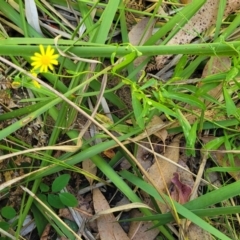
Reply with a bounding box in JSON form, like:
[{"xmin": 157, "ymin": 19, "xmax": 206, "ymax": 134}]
[{"xmin": 41, "ymin": 56, "xmax": 50, "ymax": 66}]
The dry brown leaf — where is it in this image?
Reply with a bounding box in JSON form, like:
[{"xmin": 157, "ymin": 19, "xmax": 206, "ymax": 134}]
[
  {"xmin": 128, "ymin": 209, "xmax": 159, "ymax": 240},
  {"xmin": 136, "ymin": 142, "xmax": 154, "ymax": 170},
  {"xmin": 202, "ymin": 57, "xmax": 231, "ymax": 78},
  {"xmin": 40, "ymin": 224, "xmax": 51, "ymax": 240},
  {"xmin": 187, "ymin": 223, "xmax": 212, "ymax": 240},
  {"xmin": 170, "ymin": 172, "xmax": 192, "ymax": 204},
  {"xmin": 172, "ymin": 161, "xmax": 209, "ymax": 239},
  {"xmin": 176, "ymin": 160, "xmax": 195, "ymax": 191},
  {"xmin": 103, "ymin": 149, "xmax": 115, "ymax": 159},
  {"xmin": 155, "ymin": 0, "xmax": 240, "ymax": 69},
  {"xmin": 82, "ymin": 159, "xmax": 97, "ymax": 185},
  {"xmin": 129, "ymin": 17, "xmax": 155, "ymax": 67},
  {"xmin": 92, "ymin": 188, "xmax": 130, "ymax": 240},
  {"xmin": 147, "ymin": 135, "xmax": 181, "ymax": 212},
  {"xmin": 148, "ymin": 136, "xmax": 180, "ymax": 191},
  {"xmin": 201, "ymin": 56, "xmax": 231, "ymax": 107},
  {"xmin": 151, "ymin": 115, "xmax": 168, "ymax": 143},
  {"xmin": 134, "ymin": 116, "xmax": 167, "ymax": 171},
  {"xmin": 59, "ymin": 208, "xmax": 75, "ymax": 221}
]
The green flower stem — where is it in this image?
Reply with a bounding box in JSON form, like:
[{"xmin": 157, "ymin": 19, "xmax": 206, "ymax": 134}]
[{"xmin": 0, "ymin": 41, "xmax": 239, "ymax": 57}]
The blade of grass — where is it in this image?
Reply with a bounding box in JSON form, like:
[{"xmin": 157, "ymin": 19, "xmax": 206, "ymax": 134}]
[
  {"xmin": 214, "ymin": 0, "xmax": 227, "ymax": 40},
  {"xmin": 120, "ymin": 206, "xmax": 240, "ymax": 226}
]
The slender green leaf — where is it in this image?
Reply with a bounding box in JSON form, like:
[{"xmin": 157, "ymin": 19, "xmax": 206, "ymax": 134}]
[{"xmin": 223, "ymin": 86, "xmax": 237, "ymax": 116}]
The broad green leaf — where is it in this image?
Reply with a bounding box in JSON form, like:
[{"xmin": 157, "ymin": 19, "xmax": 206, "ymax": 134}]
[
  {"xmin": 59, "ymin": 193, "xmax": 78, "ymax": 207},
  {"xmin": 48, "ymin": 194, "xmax": 65, "ymax": 209},
  {"xmin": 1, "ymin": 206, "xmax": 16, "ymax": 219},
  {"xmin": 52, "ymin": 174, "xmax": 70, "ymax": 192},
  {"xmin": 39, "ymin": 183, "xmax": 50, "ymax": 193},
  {"xmin": 63, "ymin": 219, "xmax": 78, "ymax": 232},
  {"xmin": 0, "ymin": 221, "xmax": 10, "ymax": 231}
]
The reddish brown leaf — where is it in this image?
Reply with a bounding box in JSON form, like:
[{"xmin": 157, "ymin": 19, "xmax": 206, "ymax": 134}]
[{"xmin": 171, "ymin": 172, "xmax": 192, "ymax": 204}]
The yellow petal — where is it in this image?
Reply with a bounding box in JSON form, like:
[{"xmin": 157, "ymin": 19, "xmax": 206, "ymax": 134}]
[
  {"xmin": 39, "ymin": 45, "xmax": 45, "ymax": 55},
  {"xmin": 50, "ymin": 60, "xmax": 58, "ymax": 65},
  {"xmin": 32, "ymin": 80, "xmax": 41, "ymax": 88},
  {"xmin": 43, "ymin": 65, "xmax": 48, "ymax": 72},
  {"xmin": 52, "ymin": 54, "xmax": 59, "ymax": 59},
  {"xmin": 34, "ymin": 53, "xmax": 42, "ymax": 58},
  {"xmin": 46, "ymin": 46, "xmax": 54, "ymax": 56},
  {"xmin": 31, "ymin": 56, "xmax": 40, "ymax": 62},
  {"xmin": 46, "ymin": 46, "xmax": 50, "ymax": 55},
  {"xmin": 31, "ymin": 62, "xmax": 39, "ymax": 67},
  {"xmin": 48, "ymin": 64, "xmax": 54, "ymax": 70}
]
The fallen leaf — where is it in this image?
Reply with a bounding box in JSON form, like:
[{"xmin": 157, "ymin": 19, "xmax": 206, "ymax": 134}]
[
  {"xmin": 147, "ymin": 135, "xmax": 181, "ymax": 212},
  {"xmin": 40, "ymin": 224, "xmax": 51, "ymax": 240},
  {"xmin": 150, "ymin": 115, "xmax": 168, "ymax": 143},
  {"xmin": 82, "ymin": 159, "xmax": 97, "ymax": 185},
  {"xmin": 155, "ymin": 0, "xmax": 240, "ymax": 70},
  {"xmin": 103, "ymin": 149, "xmax": 115, "ymax": 159},
  {"xmin": 187, "ymin": 223, "xmax": 212, "ymax": 240},
  {"xmin": 136, "ymin": 142, "xmax": 154, "ymax": 170},
  {"xmin": 92, "ymin": 188, "xmax": 130, "ymax": 240},
  {"xmin": 128, "ymin": 209, "xmax": 159, "ymax": 240},
  {"xmin": 201, "ymin": 56, "xmax": 231, "ymax": 107},
  {"xmin": 171, "ymin": 172, "xmax": 192, "ymax": 204},
  {"xmin": 129, "ymin": 17, "xmax": 155, "ymax": 67},
  {"xmin": 176, "ymin": 160, "xmax": 195, "ymax": 191}
]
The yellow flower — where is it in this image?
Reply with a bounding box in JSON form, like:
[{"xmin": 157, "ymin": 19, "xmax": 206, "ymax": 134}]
[
  {"xmin": 30, "ymin": 71, "xmax": 38, "ymax": 77},
  {"xmin": 11, "ymin": 81, "xmax": 21, "ymax": 89},
  {"xmin": 30, "ymin": 70, "xmax": 41, "ymax": 88},
  {"xmin": 32, "ymin": 80, "xmax": 41, "ymax": 88},
  {"xmin": 31, "ymin": 45, "xmax": 59, "ymax": 73}
]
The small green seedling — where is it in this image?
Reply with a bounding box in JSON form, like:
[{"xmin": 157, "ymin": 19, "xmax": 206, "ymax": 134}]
[{"xmin": 39, "ymin": 174, "xmax": 78, "ymax": 209}]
